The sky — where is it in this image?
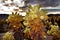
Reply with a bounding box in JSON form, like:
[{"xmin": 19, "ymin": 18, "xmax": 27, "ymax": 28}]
[{"xmin": 27, "ymin": 0, "xmax": 60, "ymax": 7}]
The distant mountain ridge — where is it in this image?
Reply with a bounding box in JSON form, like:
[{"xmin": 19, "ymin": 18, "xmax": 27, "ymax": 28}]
[{"xmin": 0, "ymin": 14, "xmax": 8, "ymax": 19}]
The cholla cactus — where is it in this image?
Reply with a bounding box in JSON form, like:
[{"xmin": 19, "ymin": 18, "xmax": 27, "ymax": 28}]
[
  {"xmin": 7, "ymin": 12, "xmax": 23, "ymax": 23},
  {"xmin": 47, "ymin": 22, "xmax": 59, "ymax": 35},
  {"xmin": 23, "ymin": 4, "xmax": 46, "ymax": 40},
  {"xmin": 24, "ymin": 27, "xmax": 30, "ymax": 38},
  {"xmin": 7, "ymin": 12, "xmax": 23, "ymax": 29},
  {"xmin": 24, "ymin": 4, "xmax": 41, "ymax": 20},
  {"xmin": 52, "ymin": 30, "xmax": 60, "ymax": 40},
  {"xmin": 3, "ymin": 32, "xmax": 14, "ymax": 40},
  {"xmin": 23, "ymin": 4, "xmax": 48, "ymax": 26}
]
